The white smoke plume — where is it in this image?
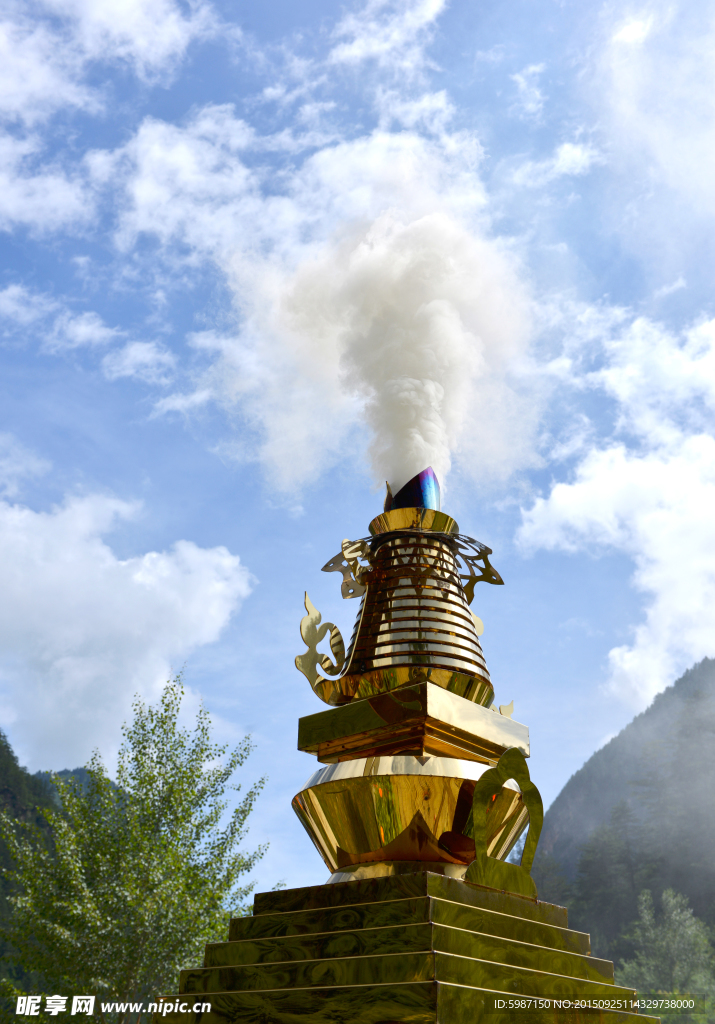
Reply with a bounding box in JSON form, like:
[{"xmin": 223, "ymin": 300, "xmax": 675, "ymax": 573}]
[
  {"xmin": 203, "ymin": 209, "xmax": 535, "ymax": 494},
  {"xmin": 281, "ymin": 212, "xmax": 533, "ymax": 492}
]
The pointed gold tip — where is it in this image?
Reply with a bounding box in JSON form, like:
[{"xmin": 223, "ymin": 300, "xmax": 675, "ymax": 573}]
[{"xmin": 383, "ymin": 481, "xmax": 393, "ymax": 513}]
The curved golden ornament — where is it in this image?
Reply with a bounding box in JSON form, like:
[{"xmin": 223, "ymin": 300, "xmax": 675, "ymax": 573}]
[
  {"xmin": 321, "ymin": 538, "xmax": 372, "ymax": 599},
  {"xmin": 465, "ymin": 746, "xmax": 544, "ymax": 899},
  {"xmin": 295, "ymin": 593, "xmax": 347, "ymax": 700}
]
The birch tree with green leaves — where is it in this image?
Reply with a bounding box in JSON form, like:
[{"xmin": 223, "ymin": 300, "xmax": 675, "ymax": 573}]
[{"xmin": 0, "ymin": 678, "xmax": 266, "ymax": 1024}]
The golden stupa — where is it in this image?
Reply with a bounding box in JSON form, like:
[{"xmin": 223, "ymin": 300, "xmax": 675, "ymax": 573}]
[{"xmin": 157, "ymin": 468, "xmax": 658, "ymax": 1024}]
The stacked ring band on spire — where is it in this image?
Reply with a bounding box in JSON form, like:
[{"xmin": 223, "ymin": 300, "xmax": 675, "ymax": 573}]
[{"xmin": 345, "ymin": 531, "xmax": 490, "ymax": 684}]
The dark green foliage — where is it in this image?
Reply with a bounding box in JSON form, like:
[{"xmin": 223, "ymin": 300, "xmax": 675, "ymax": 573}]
[
  {"xmin": 539, "ymin": 658, "xmax": 715, "ymax": 882},
  {"xmin": 0, "ymin": 739, "xmax": 52, "ymax": 826},
  {"xmin": 618, "ymin": 890, "xmax": 714, "ymax": 995},
  {"xmin": 0, "ymin": 733, "xmax": 54, "ymax": 996},
  {"xmin": 568, "ymin": 803, "xmax": 659, "ymax": 959},
  {"xmin": 530, "ymin": 851, "xmax": 572, "ymax": 908},
  {"xmin": 616, "ymin": 890, "xmax": 715, "ymax": 1024}
]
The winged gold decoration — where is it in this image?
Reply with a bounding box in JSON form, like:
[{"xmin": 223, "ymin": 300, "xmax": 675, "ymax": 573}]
[
  {"xmin": 321, "ymin": 538, "xmax": 371, "ymax": 598},
  {"xmin": 295, "ymin": 593, "xmax": 347, "ymax": 700}
]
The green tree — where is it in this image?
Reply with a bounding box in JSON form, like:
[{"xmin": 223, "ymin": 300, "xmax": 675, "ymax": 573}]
[
  {"xmin": 0, "ymin": 678, "xmax": 266, "ymax": 1024},
  {"xmin": 570, "ymin": 802, "xmax": 658, "ymax": 959},
  {"xmin": 646, "ymin": 691, "xmax": 715, "ymax": 921},
  {"xmin": 618, "ymin": 890, "xmax": 714, "ymax": 996}
]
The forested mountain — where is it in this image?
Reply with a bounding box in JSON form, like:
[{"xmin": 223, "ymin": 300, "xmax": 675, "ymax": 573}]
[
  {"xmin": 0, "ymin": 737, "xmax": 52, "ymax": 826},
  {"xmin": 533, "ymin": 657, "xmax": 715, "ymax": 958},
  {"xmin": 0, "ymin": 733, "xmax": 55, "ymax": 992}
]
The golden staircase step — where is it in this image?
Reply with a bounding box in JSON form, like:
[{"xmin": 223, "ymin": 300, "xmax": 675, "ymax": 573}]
[
  {"xmin": 179, "ymin": 949, "xmax": 633, "ymax": 999},
  {"xmin": 227, "ymin": 894, "xmax": 591, "ymax": 956}
]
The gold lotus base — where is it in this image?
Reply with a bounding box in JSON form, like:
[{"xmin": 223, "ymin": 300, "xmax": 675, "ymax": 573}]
[
  {"xmin": 154, "ymin": 873, "xmax": 658, "ymax": 1024},
  {"xmin": 292, "ymin": 755, "xmax": 528, "ymax": 873}
]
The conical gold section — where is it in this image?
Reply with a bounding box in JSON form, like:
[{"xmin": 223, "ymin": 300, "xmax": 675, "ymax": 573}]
[{"xmin": 341, "ymin": 527, "xmax": 492, "ymax": 706}]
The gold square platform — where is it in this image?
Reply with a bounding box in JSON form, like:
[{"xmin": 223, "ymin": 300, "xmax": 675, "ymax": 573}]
[{"xmin": 297, "ymin": 682, "xmax": 529, "ymax": 764}]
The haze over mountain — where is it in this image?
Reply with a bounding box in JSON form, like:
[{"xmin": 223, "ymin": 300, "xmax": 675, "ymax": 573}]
[{"xmin": 534, "ymin": 657, "xmax": 715, "ymax": 954}]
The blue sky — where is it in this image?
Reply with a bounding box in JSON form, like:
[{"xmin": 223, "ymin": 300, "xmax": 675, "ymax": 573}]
[{"xmin": 2, "ymin": 0, "xmax": 715, "ymax": 893}]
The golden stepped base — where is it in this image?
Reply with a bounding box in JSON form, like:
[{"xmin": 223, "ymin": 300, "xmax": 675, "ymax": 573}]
[
  {"xmin": 200, "ymin": 920, "xmax": 613, "ymax": 983},
  {"xmin": 228, "ymin": 891, "xmax": 588, "ymax": 955},
  {"xmin": 155, "ymin": 873, "xmax": 659, "ymax": 1024}
]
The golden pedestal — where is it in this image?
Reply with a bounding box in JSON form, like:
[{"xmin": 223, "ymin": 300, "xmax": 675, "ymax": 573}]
[{"xmin": 159, "ymin": 871, "xmax": 657, "ymax": 1024}]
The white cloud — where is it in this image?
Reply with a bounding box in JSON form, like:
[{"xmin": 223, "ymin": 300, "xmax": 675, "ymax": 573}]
[
  {"xmin": 0, "ymin": 0, "xmax": 217, "ymax": 127},
  {"xmin": 88, "ymin": 106, "xmax": 257, "ymax": 257},
  {"xmin": 45, "ymin": 310, "xmax": 122, "ymax": 351},
  {"xmin": 376, "ymin": 88, "xmax": 455, "ymax": 133},
  {"xmin": 520, "ymin": 436, "xmax": 715, "ymax": 708},
  {"xmin": 40, "ymin": 0, "xmax": 217, "ymax": 81},
  {"xmin": 0, "ymin": 0, "xmax": 220, "ymax": 249},
  {"xmin": 654, "ymin": 275, "xmax": 686, "ymax": 300},
  {"xmin": 0, "ymin": 284, "xmax": 132, "ymax": 365},
  {"xmin": 519, "ymin": 314, "xmax": 715, "ymax": 707},
  {"xmin": 593, "ymin": 317, "xmax": 715, "ymax": 443},
  {"xmin": 0, "ymin": 434, "xmax": 50, "ymax": 497},
  {"xmin": 551, "ymin": 142, "xmax": 600, "ymax": 177},
  {"xmin": 0, "ymin": 284, "xmax": 58, "ymax": 328},
  {"xmin": 0, "ymin": 134, "xmax": 91, "ymax": 232},
  {"xmin": 511, "ymin": 63, "xmax": 546, "ymax": 120},
  {"xmin": 0, "ymin": 493, "xmax": 252, "ymax": 769},
  {"xmin": 0, "ymin": 15, "xmax": 93, "ymax": 124},
  {"xmin": 612, "ymin": 16, "xmax": 655, "ymax": 45},
  {"xmin": 102, "ymin": 340, "xmax": 175, "ymax": 383},
  {"xmin": 593, "ymin": 0, "xmax": 715, "ymax": 262},
  {"xmin": 329, "ymin": 0, "xmax": 446, "ymax": 73},
  {"xmin": 512, "ymin": 142, "xmax": 602, "ymax": 188}
]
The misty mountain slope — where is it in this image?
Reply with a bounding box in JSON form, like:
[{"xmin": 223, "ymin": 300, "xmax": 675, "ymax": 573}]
[{"xmin": 537, "ymin": 657, "xmax": 715, "ymax": 885}]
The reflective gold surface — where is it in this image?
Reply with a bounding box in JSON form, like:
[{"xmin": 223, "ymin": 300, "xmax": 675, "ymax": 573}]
[
  {"xmin": 179, "ymin": 950, "xmax": 636, "ymax": 999},
  {"xmin": 326, "ymin": 860, "xmax": 470, "ymax": 883},
  {"xmin": 230, "ymin": 888, "xmax": 586, "ymax": 954},
  {"xmin": 297, "ymin": 503, "xmax": 506, "ymax": 705},
  {"xmin": 368, "ymin": 507, "xmax": 459, "ymax": 535},
  {"xmin": 252, "ymin": 870, "xmax": 567, "ymax": 925},
  {"xmin": 466, "ymin": 748, "xmax": 544, "ymax": 900},
  {"xmin": 291, "ymin": 755, "xmax": 528, "ymax": 875},
  {"xmin": 297, "ymin": 681, "xmax": 529, "ymax": 764},
  {"xmin": 338, "ymin": 665, "xmax": 493, "ymax": 706},
  {"xmin": 196, "ymin": 922, "xmax": 613, "ymax": 984},
  {"xmin": 339, "ymin": 532, "xmax": 493, "ymax": 701},
  {"xmin": 321, "ymin": 538, "xmax": 371, "ymax": 599},
  {"xmin": 155, "ymin": 873, "xmax": 659, "ymax": 1024},
  {"xmin": 158, "ymin": 986, "xmax": 659, "ymax": 1024},
  {"xmin": 294, "ymin": 593, "xmax": 346, "ymax": 698}
]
